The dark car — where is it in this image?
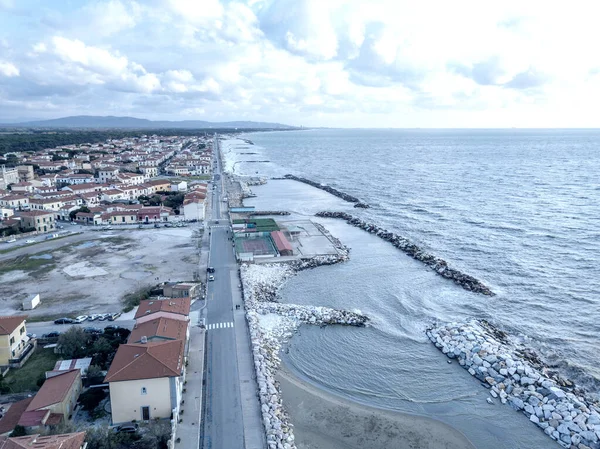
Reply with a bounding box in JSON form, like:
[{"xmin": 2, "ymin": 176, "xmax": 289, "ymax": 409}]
[
  {"xmin": 83, "ymin": 327, "xmax": 102, "ymax": 334},
  {"xmin": 104, "ymin": 325, "xmax": 121, "ymax": 331},
  {"xmin": 54, "ymin": 318, "xmax": 75, "ymax": 324},
  {"xmin": 207, "ymin": 267, "xmax": 215, "ymax": 273},
  {"xmin": 114, "ymin": 424, "xmax": 139, "ymax": 434},
  {"xmin": 42, "ymin": 331, "xmax": 61, "ymax": 338},
  {"xmin": 154, "ymin": 223, "xmax": 160, "ymax": 228}
]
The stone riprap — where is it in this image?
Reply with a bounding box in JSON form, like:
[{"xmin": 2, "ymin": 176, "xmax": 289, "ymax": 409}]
[
  {"xmin": 251, "ymin": 211, "xmax": 291, "ymax": 216},
  {"xmin": 241, "ymin": 262, "xmax": 368, "ymax": 449},
  {"xmin": 283, "ymin": 175, "xmax": 370, "ymax": 208},
  {"xmin": 427, "ymin": 320, "xmax": 600, "ymax": 449},
  {"xmin": 316, "ymin": 211, "xmax": 494, "ymax": 296}
]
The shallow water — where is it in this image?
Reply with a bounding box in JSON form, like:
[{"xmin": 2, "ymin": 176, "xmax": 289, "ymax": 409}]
[{"xmin": 224, "ymin": 129, "xmax": 600, "ymax": 448}]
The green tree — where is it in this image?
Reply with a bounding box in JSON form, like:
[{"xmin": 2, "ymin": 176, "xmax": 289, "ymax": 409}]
[
  {"xmin": 10, "ymin": 425, "xmax": 26, "ymax": 437},
  {"xmin": 57, "ymin": 327, "xmax": 92, "ymax": 359},
  {"xmin": 69, "ymin": 206, "xmax": 91, "ymax": 220}
]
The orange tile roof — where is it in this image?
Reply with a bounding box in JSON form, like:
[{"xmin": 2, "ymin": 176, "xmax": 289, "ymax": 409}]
[
  {"xmin": 26, "ymin": 370, "xmax": 80, "ymax": 411},
  {"xmin": 129, "ymin": 317, "xmax": 188, "ymax": 343},
  {"xmin": 104, "ymin": 339, "xmax": 184, "ymax": 382},
  {"xmin": 0, "ymin": 316, "xmax": 27, "ymax": 336},
  {"xmin": 3, "ymin": 432, "xmax": 85, "ymax": 449},
  {"xmin": 134, "ymin": 298, "xmax": 190, "ymax": 320}
]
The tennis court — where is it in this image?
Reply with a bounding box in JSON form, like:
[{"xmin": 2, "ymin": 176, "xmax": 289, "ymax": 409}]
[{"xmin": 235, "ymin": 234, "xmax": 278, "ymax": 256}]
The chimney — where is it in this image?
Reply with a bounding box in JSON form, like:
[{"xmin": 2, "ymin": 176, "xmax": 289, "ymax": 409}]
[{"xmin": 141, "ymin": 336, "xmax": 147, "ymax": 344}]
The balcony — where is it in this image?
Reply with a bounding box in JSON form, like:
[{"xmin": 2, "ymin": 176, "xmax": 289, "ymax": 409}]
[{"xmin": 9, "ymin": 341, "xmax": 36, "ymax": 368}]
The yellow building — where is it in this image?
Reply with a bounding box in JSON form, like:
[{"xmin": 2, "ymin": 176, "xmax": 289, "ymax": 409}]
[
  {"xmin": 0, "ymin": 316, "xmax": 29, "ymax": 366},
  {"xmin": 105, "ymin": 339, "xmax": 185, "ymax": 424}
]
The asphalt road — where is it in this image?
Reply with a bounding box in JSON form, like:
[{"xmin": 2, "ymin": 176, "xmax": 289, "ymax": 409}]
[
  {"xmin": 201, "ymin": 137, "xmax": 245, "ymax": 448},
  {"xmin": 27, "ymin": 319, "xmax": 135, "ymax": 337}
]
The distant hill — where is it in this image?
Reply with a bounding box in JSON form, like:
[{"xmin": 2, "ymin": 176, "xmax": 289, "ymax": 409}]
[{"xmin": 1, "ymin": 115, "xmax": 296, "ymax": 129}]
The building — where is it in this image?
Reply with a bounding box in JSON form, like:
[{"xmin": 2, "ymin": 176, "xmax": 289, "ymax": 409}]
[
  {"xmin": 104, "ymin": 339, "xmax": 185, "ymax": 424},
  {"xmin": 0, "ymin": 316, "xmax": 32, "ymax": 367},
  {"xmin": 271, "ymin": 231, "xmax": 294, "ymax": 256},
  {"xmin": 46, "ymin": 358, "xmax": 92, "ymax": 379},
  {"xmin": 0, "ymin": 432, "xmax": 86, "ymax": 449},
  {"xmin": 134, "ymin": 298, "xmax": 191, "ymax": 324},
  {"xmin": 182, "ymin": 192, "xmax": 205, "ymax": 221},
  {"xmin": 0, "ymin": 195, "xmax": 29, "ymax": 209},
  {"xmin": 0, "ymin": 166, "xmax": 19, "ymax": 190},
  {"xmin": 136, "ymin": 206, "xmax": 172, "ymax": 223},
  {"xmin": 16, "ymin": 165, "xmax": 35, "ymax": 182},
  {"xmin": 163, "ymin": 282, "xmax": 199, "ymax": 298},
  {"xmin": 19, "ymin": 370, "xmax": 82, "ymax": 429},
  {"xmin": 97, "ymin": 168, "xmax": 120, "ymax": 183},
  {"xmin": 128, "ymin": 317, "xmax": 189, "ymax": 343},
  {"xmin": 17, "ymin": 210, "xmax": 55, "ymax": 233}
]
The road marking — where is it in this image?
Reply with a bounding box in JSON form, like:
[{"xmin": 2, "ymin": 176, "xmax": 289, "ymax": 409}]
[{"xmin": 206, "ymin": 321, "xmax": 234, "ymax": 330}]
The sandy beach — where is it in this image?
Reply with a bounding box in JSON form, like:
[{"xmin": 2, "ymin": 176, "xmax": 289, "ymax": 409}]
[{"xmin": 277, "ymin": 364, "xmax": 476, "ymax": 449}]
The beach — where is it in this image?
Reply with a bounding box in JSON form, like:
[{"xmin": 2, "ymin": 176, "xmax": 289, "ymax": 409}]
[{"xmin": 277, "ymin": 364, "xmax": 475, "ymax": 449}]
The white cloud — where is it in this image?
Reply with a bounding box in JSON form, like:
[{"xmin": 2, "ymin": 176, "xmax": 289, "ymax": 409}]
[{"xmin": 0, "ymin": 61, "xmax": 19, "ymax": 77}]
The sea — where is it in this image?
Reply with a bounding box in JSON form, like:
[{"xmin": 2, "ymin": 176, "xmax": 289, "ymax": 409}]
[{"xmin": 224, "ymin": 129, "xmax": 600, "ymax": 449}]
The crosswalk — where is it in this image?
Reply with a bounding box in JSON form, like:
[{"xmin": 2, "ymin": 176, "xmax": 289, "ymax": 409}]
[{"xmin": 206, "ymin": 321, "xmax": 234, "ymax": 330}]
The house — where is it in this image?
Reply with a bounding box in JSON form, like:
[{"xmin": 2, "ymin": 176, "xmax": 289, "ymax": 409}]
[
  {"xmin": 163, "ymin": 282, "xmax": 199, "ymax": 298},
  {"xmin": 128, "ymin": 317, "xmax": 189, "ymax": 343},
  {"xmin": 9, "ymin": 182, "xmax": 34, "ymax": 194},
  {"xmin": 271, "ymin": 231, "xmax": 294, "ymax": 256},
  {"xmin": 143, "ymin": 180, "xmax": 171, "ymax": 195},
  {"xmin": 28, "ymin": 198, "xmax": 64, "ymax": 212},
  {"xmin": 101, "ymin": 189, "xmax": 125, "ymax": 202},
  {"xmin": 136, "ymin": 206, "xmax": 172, "ymax": 223},
  {"xmin": 0, "ymin": 398, "xmax": 33, "ymax": 436},
  {"xmin": 106, "ymin": 210, "xmax": 138, "ymax": 225},
  {"xmin": 182, "ymin": 194, "xmax": 205, "ymax": 221},
  {"xmin": 17, "ymin": 211, "xmax": 55, "ymax": 233},
  {"xmin": 0, "ymin": 195, "xmax": 29, "ymax": 209},
  {"xmin": 0, "ymin": 208, "xmax": 14, "ymax": 220},
  {"xmin": 97, "ymin": 168, "xmax": 120, "ymax": 183},
  {"xmin": 171, "ymin": 181, "xmax": 188, "ymax": 192},
  {"xmin": 0, "ymin": 432, "xmax": 86, "ymax": 449},
  {"xmin": 0, "ymin": 316, "xmax": 32, "ymax": 368},
  {"xmin": 134, "ymin": 298, "xmax": 191, "ymax": 324},
  {"xmin": 104, "ymin": 339, "xmax": 185, "ymax": 424},
  {"xmin": 19, "ymin": 370, "xmax": 82, "ymax": 429}
]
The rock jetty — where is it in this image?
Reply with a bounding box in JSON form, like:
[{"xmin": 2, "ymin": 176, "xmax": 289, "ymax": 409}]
[
  {"xmin": 428, "ymin": 320, "xmax": 600, "ymax": 449},
  {"xmin": 252, "ymin": 211, "xmax": 291, "ymax": 216},
  {"xmin": 241, "ymin": 261, "xmax": 368, "ymax": 449},
  {"xmin": 283, "ymin": 174, "xmax": 370, "ymax": 208},
  {"xmin": 316, "ymin": 211, "xmax": 494, "ymax": 296}
]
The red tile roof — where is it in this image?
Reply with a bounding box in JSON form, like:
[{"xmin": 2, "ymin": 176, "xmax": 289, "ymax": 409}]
[
  {"xmin": 0, "ymin": 316, "xmax": 27, "ymax": 336},
  {"xmin": 129, "ymin": 317, "xmax": 188, "ymax": 343},
  {"xmin": 134, "ymin": 298, "xmax": 190, "ymax": 320},
  {"xmin": 104, "ymin": 339, "xmax": 184, "ymax": 382},
  {"xmin": 26, "ymin": 370, "xmax": 80, "ymax": 411},
  {"xmin": 3, "ymin": 431, "xmax": 85, "ymax": 449},
  {"xmin": 0, "ymin": 398, "xmax": 33, "ymax": 435}
]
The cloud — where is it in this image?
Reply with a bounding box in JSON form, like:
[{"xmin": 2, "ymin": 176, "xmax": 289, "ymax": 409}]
[
  {"xmin": 0, "ymin": 0, "xmax": 600, "ymax": 126},
  {"xmin": 0, "ymin": 61, "xmax": 19, "ymax": 77}
]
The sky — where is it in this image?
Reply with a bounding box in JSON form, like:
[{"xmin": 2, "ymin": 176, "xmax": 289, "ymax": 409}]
[{"xmin": 0, "ymin": 0, "xmax": 599, "ymax": 128}]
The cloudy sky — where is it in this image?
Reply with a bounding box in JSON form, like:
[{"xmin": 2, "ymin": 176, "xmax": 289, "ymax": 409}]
[{"xmin": 0, "ymin": 0, "xmax": 598, "ymax": 127}]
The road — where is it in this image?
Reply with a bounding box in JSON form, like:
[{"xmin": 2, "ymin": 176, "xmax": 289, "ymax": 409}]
[
  {"xmin": 27, "ymin": 319, "xmax": 135, "ymax": 337},
  {"xmin": 201, "ymin": 137, "xmax": 245, "ymax": 448}
]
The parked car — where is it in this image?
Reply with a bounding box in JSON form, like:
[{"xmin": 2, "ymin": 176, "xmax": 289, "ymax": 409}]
[
  {"xmin": 83, "ymin": 327, "xmax": 102, "ymax": 334},
  {"xmin": 108, "ymin": 312, "xmax": 121, "ymax": 321},
  {"xmin": 25, "ymin": 240, "xmax": 35, "ymax": 244},
  {"xmin": 54, "ymin": 317, "xmax": 75, "ymax": 324},
  {"xmin": 88, "ymin": 314, "xmax": 102, "ymax": 321},
  {"xmin": 104, "ymin": 325, "xmax": 121, "ymax": 331},
  {"xmin": 207, "ymin": 267, "xmax": 215, "ymax": 273},
  {"xmin": 42, "ymin": 331, "xmax": 60, "ymax": 338},
  {"xmin": 73, "ymin": 315, "xmax": 88, "ymax": 323},
  {"xmin": 98, "ymin": 313, "xmax": 111, "ymax": 321},
  {"xmin": 6, "ymin": 238, "xmax": 16, "ymax": 243},
  {"xmin": 114, "ymin": 424, "xmax": 139, "ymax": 434},
  {"xmin": 26, "ymin": 333, "xmax": 36, "ymax": 339},
  {"xmin": 154, "ymin": 223, "xmax": 160, "ymax": 228},
  {"xmin": 208, "ymin": 275, "xmax": 215, "ymax": 281}
]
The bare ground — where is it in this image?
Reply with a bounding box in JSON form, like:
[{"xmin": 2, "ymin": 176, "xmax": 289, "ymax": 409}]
[{"xmin": 0, "ymin": 227, "xmax": 200, "ymax": 317}]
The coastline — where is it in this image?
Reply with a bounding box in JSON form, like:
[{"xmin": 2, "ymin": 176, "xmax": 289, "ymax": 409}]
[{"xmin": 277, "ymin": 363, "xmax": 476, "ymax": 449}]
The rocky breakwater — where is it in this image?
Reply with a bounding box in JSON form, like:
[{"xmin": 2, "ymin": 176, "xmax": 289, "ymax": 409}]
[
  {"xmin": 427, "ymin": 320, "xmax": 600, "ymax": 449},
  {"xmin": 241, "ymin": 262, "xmax": 368, "ymax": 449},
  {"xmin": 316, "ymin": 211, "xmax": 494, "ymax": 296},
  {"xmin": 283, "ymin": 175, "xmax": 370, "ymax": 208}
]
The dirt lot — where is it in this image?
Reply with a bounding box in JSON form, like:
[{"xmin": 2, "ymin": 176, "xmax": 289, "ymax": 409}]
[{"xmin": 0, "ymin": 227, "xmax": 201, "ymax": 318}]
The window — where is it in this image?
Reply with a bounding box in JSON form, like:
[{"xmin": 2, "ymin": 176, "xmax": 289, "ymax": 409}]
[
  {"xmin": 10, "ymin": 337, "xmax": 15, "ymax": 345},
  {"xmin": 20, "ymin": 326, "xmax": 24, "ymax": 335},
  {"xmin": 141, "ymin": 387, "xmax": 147, "ymax": 395}
]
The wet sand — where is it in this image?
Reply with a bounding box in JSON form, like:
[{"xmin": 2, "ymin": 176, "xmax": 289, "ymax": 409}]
[{"xmin": 277, "ymin": 364, "xmax": 476, "ymax": 449}]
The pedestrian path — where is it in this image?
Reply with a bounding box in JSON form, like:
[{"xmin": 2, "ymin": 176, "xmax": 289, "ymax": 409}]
[{"xmin": 206, "ymin": 321, "xmax": 234, "ymax": 330}]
